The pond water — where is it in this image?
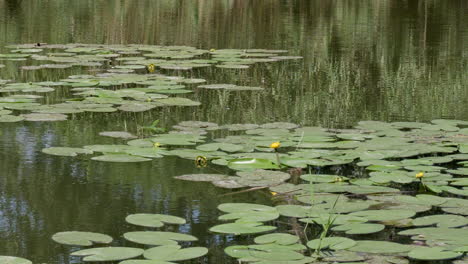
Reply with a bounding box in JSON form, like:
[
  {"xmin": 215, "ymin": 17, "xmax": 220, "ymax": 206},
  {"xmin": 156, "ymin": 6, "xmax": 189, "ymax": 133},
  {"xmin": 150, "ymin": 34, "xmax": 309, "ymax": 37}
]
[{"xmin": 0, "ymin": 1, "xmax": 467, "ymax": 264}]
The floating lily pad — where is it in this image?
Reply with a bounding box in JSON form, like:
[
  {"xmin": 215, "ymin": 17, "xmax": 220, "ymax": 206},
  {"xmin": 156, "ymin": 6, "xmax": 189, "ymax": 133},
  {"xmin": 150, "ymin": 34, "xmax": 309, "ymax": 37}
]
[
  {"xmin": 42, "ymin": 147, "xmax": 93, "ymax": 157},
  {"xmin": 254, "ymin": 233, "xmax": 300, "ymax": 245},
  {"xmin": 412, "ymin": 214, "xmax": 468, "ymax": 228},
  {"xmin": 348, "ymin": 241, "xmax": 412, "ymax": 254},
  {"xmin": 228, "ymin": 158, "xmax": 280, "ymax": 170},
  {"xmin": 0, "ymin": 115, "xmax": 24, "ymax": 122},
  {"xmin": 123, "ymin": 231, "xmax": 197, "ymax": 246},
  {"xmin": 307, "ymin": 237, "xmax": 356, "ymax": 250},
  {"xmin": 174, "ymin": 174, "xmax": 228, "ymax": 182},
  {"xmin": 71, "ymin": 247, "xmax": 144, "ymax": 262},
  {"xmin": 0, "ymin": 256, "xmax": 32, "ymax": 264},
  {"xmin": 91, "ymin": 154, "xmax": 151, "ymax": 162},
  {"xmin": 332, "ymin": 223, "xmax": 385, "ymax": 234},
  {"xmin": 21, "ymin": 113, "xmax": 67, "ymax": 121},
  {"xmin": 209, "ymin": 222, "xmax": 276, "ymax": 235},
  {"xmin": 349, "ymin": 209, "xmax": 416, "ymax": 221},
  {"xmin": 143, "ymin": 245, "xmax": 208, "ymax": 262},
  {"xmin": 52, "ymin": 231, "xmax": 113, "ymax": 246},
  {"xmin": 408, "ymin": 247, "xmax": 463, "ymax": 260},
  {"xmin": 125, "ymin": 214, "xmax": 186, "ymax": 228}
]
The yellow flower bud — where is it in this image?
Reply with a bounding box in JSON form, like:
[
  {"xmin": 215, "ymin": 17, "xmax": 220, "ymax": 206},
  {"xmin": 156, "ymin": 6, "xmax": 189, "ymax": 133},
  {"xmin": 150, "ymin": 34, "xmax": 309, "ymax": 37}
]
[
  {"xmin": 209, "ymin": 48, "xmax": 216, "ymax": 52},
  {"xmin": 416, "ymin": 172, "xmax": 424, "ymax": 179},
  {"xmin": 270, "ymin": 191, "xmax": 278, "ymax": 196},
  {"xmin": 270, "ymin": 142, "xmax": 281, "ymax": 149},
  {"xmin": 147, "ymin": 64, "xmax": 155, "ymax": 73},
  {"xmin": 153, "ymin": 142, "xmax": 161, "ymax": 148}
]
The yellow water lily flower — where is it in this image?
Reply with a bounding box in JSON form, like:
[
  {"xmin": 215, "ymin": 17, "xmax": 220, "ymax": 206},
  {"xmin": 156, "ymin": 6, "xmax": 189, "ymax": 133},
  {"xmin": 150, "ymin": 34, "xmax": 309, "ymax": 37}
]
[
  {"xmin": 153, "ymin": 142, "xmax": 161, "ymax": 148},
  {"xmin": 270, "ymin": 191, "xmax": 278, "ymax": 196},
  {"xmin": 415, "ymin": 172, "xmax": 424, "ymax": 179},
  {"xmin": 270, "ymin": 142, "xmax": 281, "ymax": 149},
  {"xmin": 147, "ymin": 64, "xmax": 155, "ymax": 73},
  {"xmin": 209, "ymin": 48, "xmax": 216, "ymax": 52},
  {"xmin": 334, "ymin": 176, "xmax": 344, "ymax": 183}
]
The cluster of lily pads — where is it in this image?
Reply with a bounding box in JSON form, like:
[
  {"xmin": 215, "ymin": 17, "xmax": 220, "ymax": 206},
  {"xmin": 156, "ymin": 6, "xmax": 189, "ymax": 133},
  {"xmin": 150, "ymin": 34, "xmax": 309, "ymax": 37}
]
[
  {"xmin": 39, "ymin": 119, "xmax": 468, "ymax": 262},
  {"xmin": 0, "ymin": 44, "xmax": 302, "ymax": 122},
  {"xmin": 1, "ymin": 213, "xmax": 207, "ymax": 263}
]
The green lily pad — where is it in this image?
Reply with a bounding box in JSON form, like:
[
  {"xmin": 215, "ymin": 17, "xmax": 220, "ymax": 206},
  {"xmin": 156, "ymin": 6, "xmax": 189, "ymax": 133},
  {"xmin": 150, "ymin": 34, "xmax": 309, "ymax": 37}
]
[
  {"xmin": 209, "ymin": 222, "xmax": 276, "ymax": 235},
  {"xmin": 235, "ymin": 169, "xmax": 290, "ymax": 187},
  {"xmin": 123, "ymin": 231, "xmax": 197, "ymax": 246},
  {"xmin": 408, "ymin": 247, "xmax": 463, "ymax": 260},
  {"xmin": 0, "ymin": 115, "xmax": 24, "ymax": 122},
  {"xmin": 120, "ymin": 260, "xmax": 174, "ymax": 264},
  {"xmin": 349, "ymin": 209, "xmax": 416, "ymax": 221},
  {"xmin": 331, "ymin": 223, "xmax": 385, "ymax": 234},
  {"xmin": 91, "ymin": 154, "xmax": 151, "ymax": 162},
  {"xmin": 0, "ymin": 256, "xmax": 32, "ymax": 264},
  {"xmin": 99, "ymin": 131, "xmax": 137, "ymax": 139},
  {"xmin": 71, "ymin": 247, "xmax": 144, "ymax": 262},
  {"xmin": 348, "ymin": 241, "xmax": 412, "ymax": 254},
  {"xmin": 307, "ymin": 237, "xmax": 356, "ymax": 250},
  {"xmin": 174, "ymin": 174, "xmax": 228, "ymax": 182},
  {"xmin": 52, "ymin": 231, "xmax": 113, "ymax": 246},
  {"xmin": 254, "ymin": 233, "xmax": 300, "ymax": 245},
  {"xmin": 143, "ymin": 245, "xmax": 208, "ymax": 262},
  {"xmin": 42, "ymin": 147, "xmax": 93, "ymax": 157},
  {"xmin": 412, "ymin": 214, "xmax": 468, "ymax": 228},
  {"xmin": 125, "ymin": 214, "xmax": 186, "ymax": 228},
  {"xmin": 21, "ymin": 113, "xmax": 68, "ymax": 121},
  {"xmin": 228, "ymin": 158, "xmax": 280, "ymax": 170}
]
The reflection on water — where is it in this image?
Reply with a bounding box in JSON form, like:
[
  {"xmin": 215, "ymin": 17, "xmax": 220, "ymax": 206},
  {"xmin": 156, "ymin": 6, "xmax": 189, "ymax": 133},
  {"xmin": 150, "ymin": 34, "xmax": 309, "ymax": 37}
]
[{"xmin": 0, "ymin": 0, "xmax": 467, "ymax": 263}]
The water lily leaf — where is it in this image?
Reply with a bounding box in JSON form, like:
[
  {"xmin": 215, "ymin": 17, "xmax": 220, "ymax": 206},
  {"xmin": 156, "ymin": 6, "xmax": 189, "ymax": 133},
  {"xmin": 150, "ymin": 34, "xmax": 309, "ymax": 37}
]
[
  {"xmin": 120, "ymin": 260, "xmax": 174, "ymax": 264},
  {"xmin": 52, "ymin": 231, "xmax": 112, "ymax": 246},
  {"xmin": 125, "ymin": 214, "xmax": 186, "ymax": 228},
  {"xmin": 348, "ymin": 241, "xmax": 412, "ymax": 254},
  {"xmin": 174, "ymin": 174, "xmax": 228, "ymax": 182},
  {"xmin": 225, "ymin": 245, "xmax": 304, "ymax": 262},
  {"xmin": 0, "ymin": 115, "xmax": 25, "ymax": 122},
  {"xmin": 91, "ymin": 154, "xmax": 151, "ymax": 162},
  {"xmin": 71, "ymin": 247, "xmax": 144, "ymax": 262},
  {"xmin": 307, "ymin": 237, "xmax": 356, "ymax": 250},
  {"xmin": 219, "ymin": 210, "xmax": 279, "ymax": 222},
  {"xmin": 0, "ymin": 256, "xmax": 32, "ymax": 264},
  {"xmin": 212, "ymin": 178, "xmax": 246, "ymax": 189},
  {"xmin": 235, "ymin": 169, "xmax": 290, "ymax": 187},
  {"xmin": 301, "ymin": 174, "xmax": 349, "ymax": 183},
  {"xmin": 156, "ymin": 98, "xmax": 200, "ymax": 106},
  {"xmin": 42, "ymin": 147, "xmax": 93, "ymax": 157},
  {"xmin": 209, "ymin": 222, "xmax": 276, "ymax": 235},
  {"xmin": 123, "ymin": 231, "xmax": 197, "ymax": 246},
  {"xmin": 349, "ymin": 209, "xmax": 416, "ymax": 221},
  {"xmin": 300, "ymin": 214, "xmax": 368, "ymax": 226},
  {"xmin": 228, "ymin": 158, "xmax": 280, "ymax": 170},
  {"xmin": 408, "ymin": 247, "xmax": 463, "ymax": 260},
  {"xmin": 197, "ymin": 143, "xmax": 243, "ymax": 152},
  {"xmin": 99, "ymin": 131, "xmax": 137, "ymax": 139},
  {"xmin": 21, "ymin": 113, "xmax": 67, "ymax": 121},
  {"xmin": 331, "ymin": 223, "xmax": 385, "ymax": 234},
  {"xmin": 412, "ymin": 214, "xmax": 468, "ymax": 228},
  {"xmin": 218, "ymin": 203, "xmax": 276, "ymax": 213},
  {"xmin": 254, "ymin": 233, "xmax": 300, "ymax": 245},
  {"xmin": 398, "ymin": 227, "xmax": 468, "ymax": 245},
  {"xmin": 321, "ymin": 250, "xmax": 365, "ymax": 262},
  {"xmin": 143, "ymin": 245, "xmax": 208, "ymax": 261}
]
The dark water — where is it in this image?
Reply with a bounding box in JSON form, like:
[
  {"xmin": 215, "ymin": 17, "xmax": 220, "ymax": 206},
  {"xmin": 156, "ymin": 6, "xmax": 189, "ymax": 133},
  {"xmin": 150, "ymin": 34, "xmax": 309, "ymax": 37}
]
[{"xmin": 0, "ymin": 1, "xmax": 467, "ymax": 263}]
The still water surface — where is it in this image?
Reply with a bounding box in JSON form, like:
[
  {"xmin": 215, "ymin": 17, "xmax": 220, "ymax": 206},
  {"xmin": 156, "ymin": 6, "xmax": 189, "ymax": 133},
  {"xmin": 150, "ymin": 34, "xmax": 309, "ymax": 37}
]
[{"xmin": 0, "ymin": 1, "xmax": 467, "ymax": 263}]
